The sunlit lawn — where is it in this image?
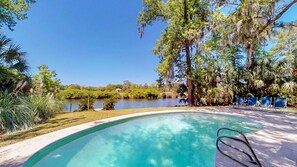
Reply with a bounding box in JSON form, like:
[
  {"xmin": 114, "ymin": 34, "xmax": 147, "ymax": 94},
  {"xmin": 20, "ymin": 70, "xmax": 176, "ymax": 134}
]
[
  {"xmin": 0, "ymin": 106, "xmax": 196, "ymax": 147},
  {"xmin": 0, "ymin": 106, "xmax": 296, "ymax": 147}
]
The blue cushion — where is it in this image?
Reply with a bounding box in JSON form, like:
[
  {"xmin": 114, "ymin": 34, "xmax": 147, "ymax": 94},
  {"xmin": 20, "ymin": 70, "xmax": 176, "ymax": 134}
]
[
  {"xmin": 274, "ymin": 97, "xmax": 287, "ymax": 108},
  {"xmin": 248, "ymin": 97, "xmax": 258, "ymax": 106},
  {"xmin": 237, "ymin": 96, "xmax": 245, "ymax": 105},
  {"xmin": 261, "ymin": 97, "xmax": 272, "ymax": 107}
]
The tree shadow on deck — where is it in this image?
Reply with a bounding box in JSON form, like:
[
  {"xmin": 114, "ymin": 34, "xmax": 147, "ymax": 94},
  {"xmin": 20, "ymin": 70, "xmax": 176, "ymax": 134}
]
[{"xmin": 215, "ymin": 109, "xmax": 297, "ymax": 167}]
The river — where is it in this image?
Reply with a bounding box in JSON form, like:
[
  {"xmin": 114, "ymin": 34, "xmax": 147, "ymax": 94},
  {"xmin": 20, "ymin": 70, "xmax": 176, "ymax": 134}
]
[{"xmin": 64, "ymin": 99, "xmax": 182, "ymax": 111}]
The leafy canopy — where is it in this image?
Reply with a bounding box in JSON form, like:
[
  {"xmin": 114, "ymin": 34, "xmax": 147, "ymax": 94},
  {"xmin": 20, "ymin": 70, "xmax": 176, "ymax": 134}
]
[
  {"xmin": 0, "ymin": 33, "xmax": 29, "ymax": 92},
  {"xmin": 138, "ymin": 0, "xmax": 221, "ymax": 79},
  {"xmin": 33, "ymin": 65, "xmax": 61, "ymax": 94},
  {"xmin": 0, "ymin": 0, "xmax": 35, "ymax": 30},
  {"xmin": 271, "ymin": 26, "xmax": 297, "ymax": 64},
  {"xmin": 222, "ymin": 0, "xmax": 297, "ymax": 68}
]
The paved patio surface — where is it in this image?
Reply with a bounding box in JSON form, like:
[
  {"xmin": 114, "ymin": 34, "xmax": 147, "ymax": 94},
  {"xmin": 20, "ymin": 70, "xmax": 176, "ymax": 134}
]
[
  {"xmin": 212, "ymin": 108, "xmax": 297, "ymax": 167},
  {"xmin": 0, "ymin": 108, "xmax": 296, "ymax": 167}
]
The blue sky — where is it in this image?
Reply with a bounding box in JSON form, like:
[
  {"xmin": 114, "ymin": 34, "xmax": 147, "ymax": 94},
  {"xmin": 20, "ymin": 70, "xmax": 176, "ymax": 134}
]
[
  {"xmin": 5, "ymin": 0, "xmax": 165, "ymax": 86},
  {"xmin": 4, "ymin": 1, "xmax": 297, "ymax": 86}
]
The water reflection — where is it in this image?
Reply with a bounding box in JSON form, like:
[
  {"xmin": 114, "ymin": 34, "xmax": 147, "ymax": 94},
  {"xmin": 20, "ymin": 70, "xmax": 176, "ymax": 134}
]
[{"xmin": 65, "ymin": 99, "xmax": 180, "ymax": 111}]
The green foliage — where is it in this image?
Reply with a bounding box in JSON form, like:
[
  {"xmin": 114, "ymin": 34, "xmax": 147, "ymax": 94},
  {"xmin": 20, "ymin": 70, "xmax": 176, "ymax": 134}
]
[
  {"xmin": 59, "ymin": 84, "xmax": 161, "ymax": 100},
  {"xmin": 33, "ymin": 65, "xmax": 61, "ymax": 94},
  {"xmin": 124, "ymin": 88, "xmax": 160, "ymax": 99},
  {"xmin": 0, "ymin": 92, "xmax": 63, "ymax": 132},
  {"xmin": 137, "ymin": 0, "xmax": 223, "ymax": 105},
  {"xmin": 22, "ymin": 94, "xmax": 64, "ymax": 120},
  {"xmin": 78, "ymin": 98, "xmax": 96, "ymax": 111},
  {"xmin": 106, "ymin": 84, "xmax": 123, "ymax": 91},
  {"xmin": 102, "ymin": 98, "xmax": 117, "ymax": 110},
  {"xmin": 177, "ymin": 83, "xmax": 187, "ymax": 97},
  {"xmin": 137, "ymin": 0, "xmax": 296, "ymax": 106},
  {"xmin": 122, "ymin": 93, "xmax": 130, "ymax": 99},
  {"xmin": 0, "ymin": 34, "xmax": 30, "ymax": 92},
  {"xmin": 0, "ymin": 92, "xmax": 35, "ymax": 132},
  {"xmin": 160, "ymin": 92, "xmax": 176, "ymax": 99},
  {"xmin": 144, "ymin": 89, "xmax": 160, "ymax": 99},
  {"xmin": 192, "ymin": 41, "xmax": 297, "ymax": 106},
  {"xmin": 58, "ymin": 89, "xmax": 121, "ymax": 99},
  {"xmin": 221, "ymin": 0, "xmax": 297, "ymax": 69},
  {"xmin": 0, "ymin": 0, "xmax": 36, "ymax": 30},
  {"xmin": 271, "ymin": 26, "xmax": 297, "ymax": 66}
]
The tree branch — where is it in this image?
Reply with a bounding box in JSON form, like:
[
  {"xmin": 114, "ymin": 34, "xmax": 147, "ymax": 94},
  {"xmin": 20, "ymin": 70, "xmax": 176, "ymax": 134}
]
[{"xmin": 258, "ymin": 0, "xmax": 297, "ymax": 34}]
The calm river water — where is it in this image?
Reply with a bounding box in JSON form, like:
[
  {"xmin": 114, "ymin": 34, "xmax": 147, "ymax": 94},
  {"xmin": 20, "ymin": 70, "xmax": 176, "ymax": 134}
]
[{"xmin": 64, "ymin": 99, "xmax": 180, "ymax": 112}]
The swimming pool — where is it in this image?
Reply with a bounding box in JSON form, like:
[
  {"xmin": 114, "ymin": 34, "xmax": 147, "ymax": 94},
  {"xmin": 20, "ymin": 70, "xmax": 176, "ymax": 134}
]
[{"xmin": 24, "ymin": 112, "xmax": 262, "ymax": 167}]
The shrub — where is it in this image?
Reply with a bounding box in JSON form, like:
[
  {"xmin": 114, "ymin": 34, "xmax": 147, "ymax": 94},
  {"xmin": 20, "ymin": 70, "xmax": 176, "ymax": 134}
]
[
  {"xmin": 124, "ymin": 88, "xmax": 161, "ymax": 99},
  {"xmin": 22, "ymin": 94, "xmax": 64, "ymax": 121},
  {"xmin": 94, "ymin": 92, "xmax": 121, "ymax": 99},
  {"xmin": 78, "ymin": 98, "xmax": 96, "ymax": 111},
  {"xmin": 57, "ymin": 89, "xmax": 121, "ymax": 99},
  {"xmin": 0, "ymin": 92, "xmax": 63, "ymax": 132},
  {"xmin": 0, "ymin": 92, "xmax": 35, "ymax": 132},
  {"xmin": 122, "ymin": 93, "xmax": 130, "ymax": 99},
  {"xmin": 200, "ymin": 98, "xmax": 207, "ymax": 106},
  {"xmin": 145, "ymin": 89, "xmax": 160, "ymax": 99},
  {"xmin": 161, "ymin": 92, "xmax": 175, "ymax": 99},
  {"xmin": 287, "ymin": 96, "xmax": 297, "ymax": 106},
  {"xmin": 102, "ymin": 98, "xmax": 117, "ymax": 110}
]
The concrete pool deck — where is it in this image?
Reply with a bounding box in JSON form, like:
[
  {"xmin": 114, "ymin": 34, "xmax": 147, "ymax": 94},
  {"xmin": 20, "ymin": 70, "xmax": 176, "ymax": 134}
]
[
  {"xmin": 0, "ymin": 108, "xmax": 296, "ymax": 167},
  {"xmin": 214, "ymin": 108, "xmax": 297, "ymax": 167}
]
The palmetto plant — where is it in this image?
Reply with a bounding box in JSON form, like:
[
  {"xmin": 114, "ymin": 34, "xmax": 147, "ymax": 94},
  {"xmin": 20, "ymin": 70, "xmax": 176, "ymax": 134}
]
[
  {"xmin": 0, "ymin": 34, "xmax": 29, "ymax": 92},
  {"xmin": 193, "ymin": 41, "xmax": 297, "ymax": 106},
  {"xmin": 0, "ymin": 92, "xmax": 35, "ymax": 132},
  {"xmin": 21, "ymin": 94, "xmax": 64, "ymax": 121},
  {"xmin": 0, "ymin": 92, "xmax": 64, "ymax": 132}
]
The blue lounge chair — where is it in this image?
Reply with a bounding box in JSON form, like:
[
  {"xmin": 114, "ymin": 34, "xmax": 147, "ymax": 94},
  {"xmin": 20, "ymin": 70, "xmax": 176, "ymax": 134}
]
[
  {"xmin": 233, "ymin": 96, "xmax": 245, "ymax": 108},
  {"xmin": 247, "ymin": 97, "xmax": 258, "ymax": 109},
  {"xmin": 274, "ymin": 97, "xmax": 287, "ymax": 111},
  {"xmin": 260, "ymin": 97, "xmax": 272, "ymax": 109},
  {"xmin": 237, "ymin": 96, "xmax": 245, "ymax": 105}
]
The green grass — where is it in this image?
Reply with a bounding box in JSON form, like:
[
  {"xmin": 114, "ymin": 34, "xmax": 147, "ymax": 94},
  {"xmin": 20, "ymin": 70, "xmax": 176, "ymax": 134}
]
[{"xmin": 0, "ymin": 107, "xmax": 197, "ymax": 147}]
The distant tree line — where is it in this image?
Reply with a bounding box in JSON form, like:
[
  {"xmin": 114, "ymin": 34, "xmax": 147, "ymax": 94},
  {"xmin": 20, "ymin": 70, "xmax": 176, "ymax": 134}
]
[{"xmin": 58, "ymin": 80, "xmax": 180, "ymax": 100}]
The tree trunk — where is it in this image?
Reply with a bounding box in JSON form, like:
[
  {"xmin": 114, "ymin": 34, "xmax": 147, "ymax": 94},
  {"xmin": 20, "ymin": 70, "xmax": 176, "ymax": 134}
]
[
  {"xmin": 183, "ymin": 0, "xmax": 195, "ymax": 106},
  {"xmin": 247, "ymin": 43, "xmax": 254, "ymax": 70},
  {"xmin": 185, "ymin": 44, "xmax": 195, "ymax": 106},
  {"xmin": 70, "ymin": 103, "xmax": 72, "ymax": 112},
  {"xmin": 87, "ymin": 96, "xmax": 90, "ymax": 110}
]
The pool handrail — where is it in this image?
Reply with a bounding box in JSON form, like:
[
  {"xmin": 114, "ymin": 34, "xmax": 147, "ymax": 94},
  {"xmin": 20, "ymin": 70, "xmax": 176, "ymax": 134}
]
[
  {"xmin": 216, "ymin": 128, "xmax": 262, "ymax": 167},
  {"xmin": 217, "ymin": 128, "xmax": 254, "ymax": 162}
]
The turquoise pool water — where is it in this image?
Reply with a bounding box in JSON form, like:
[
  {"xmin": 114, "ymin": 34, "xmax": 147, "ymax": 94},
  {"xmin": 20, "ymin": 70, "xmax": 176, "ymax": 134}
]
[{"xmin": 25, "ymin": 112, "xmax": 262, "ymax": 167}]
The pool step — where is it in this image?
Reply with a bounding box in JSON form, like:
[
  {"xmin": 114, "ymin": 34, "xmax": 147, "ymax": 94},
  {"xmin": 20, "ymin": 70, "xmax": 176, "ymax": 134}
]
[{"xmin": 216, "ymin": 128, "xmax": 262, "ymax": 167}]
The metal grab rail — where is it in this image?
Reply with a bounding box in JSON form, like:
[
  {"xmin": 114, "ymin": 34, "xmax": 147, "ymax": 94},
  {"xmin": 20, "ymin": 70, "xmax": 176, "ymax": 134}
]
[
  {"xmin": 216, "ymin": 128, "xmax": 262, "ymax": 167},
  {"xmin": 217, "ymin": 136, "xmax": 254, "ymax": 162},
  {"xmin": 217, "ymin": 128, "xmax": 250, "ymax": 144},
  {"xmin": 217, "ymin": 128, "xmax": 254, "ymax": 162}
]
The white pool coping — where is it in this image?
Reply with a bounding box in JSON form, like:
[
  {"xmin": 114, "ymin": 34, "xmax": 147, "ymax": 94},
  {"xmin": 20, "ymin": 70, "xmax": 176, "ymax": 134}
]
[{"xmin": 0, "ymin": 108, "xmax": 296, "ymax": 167}]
